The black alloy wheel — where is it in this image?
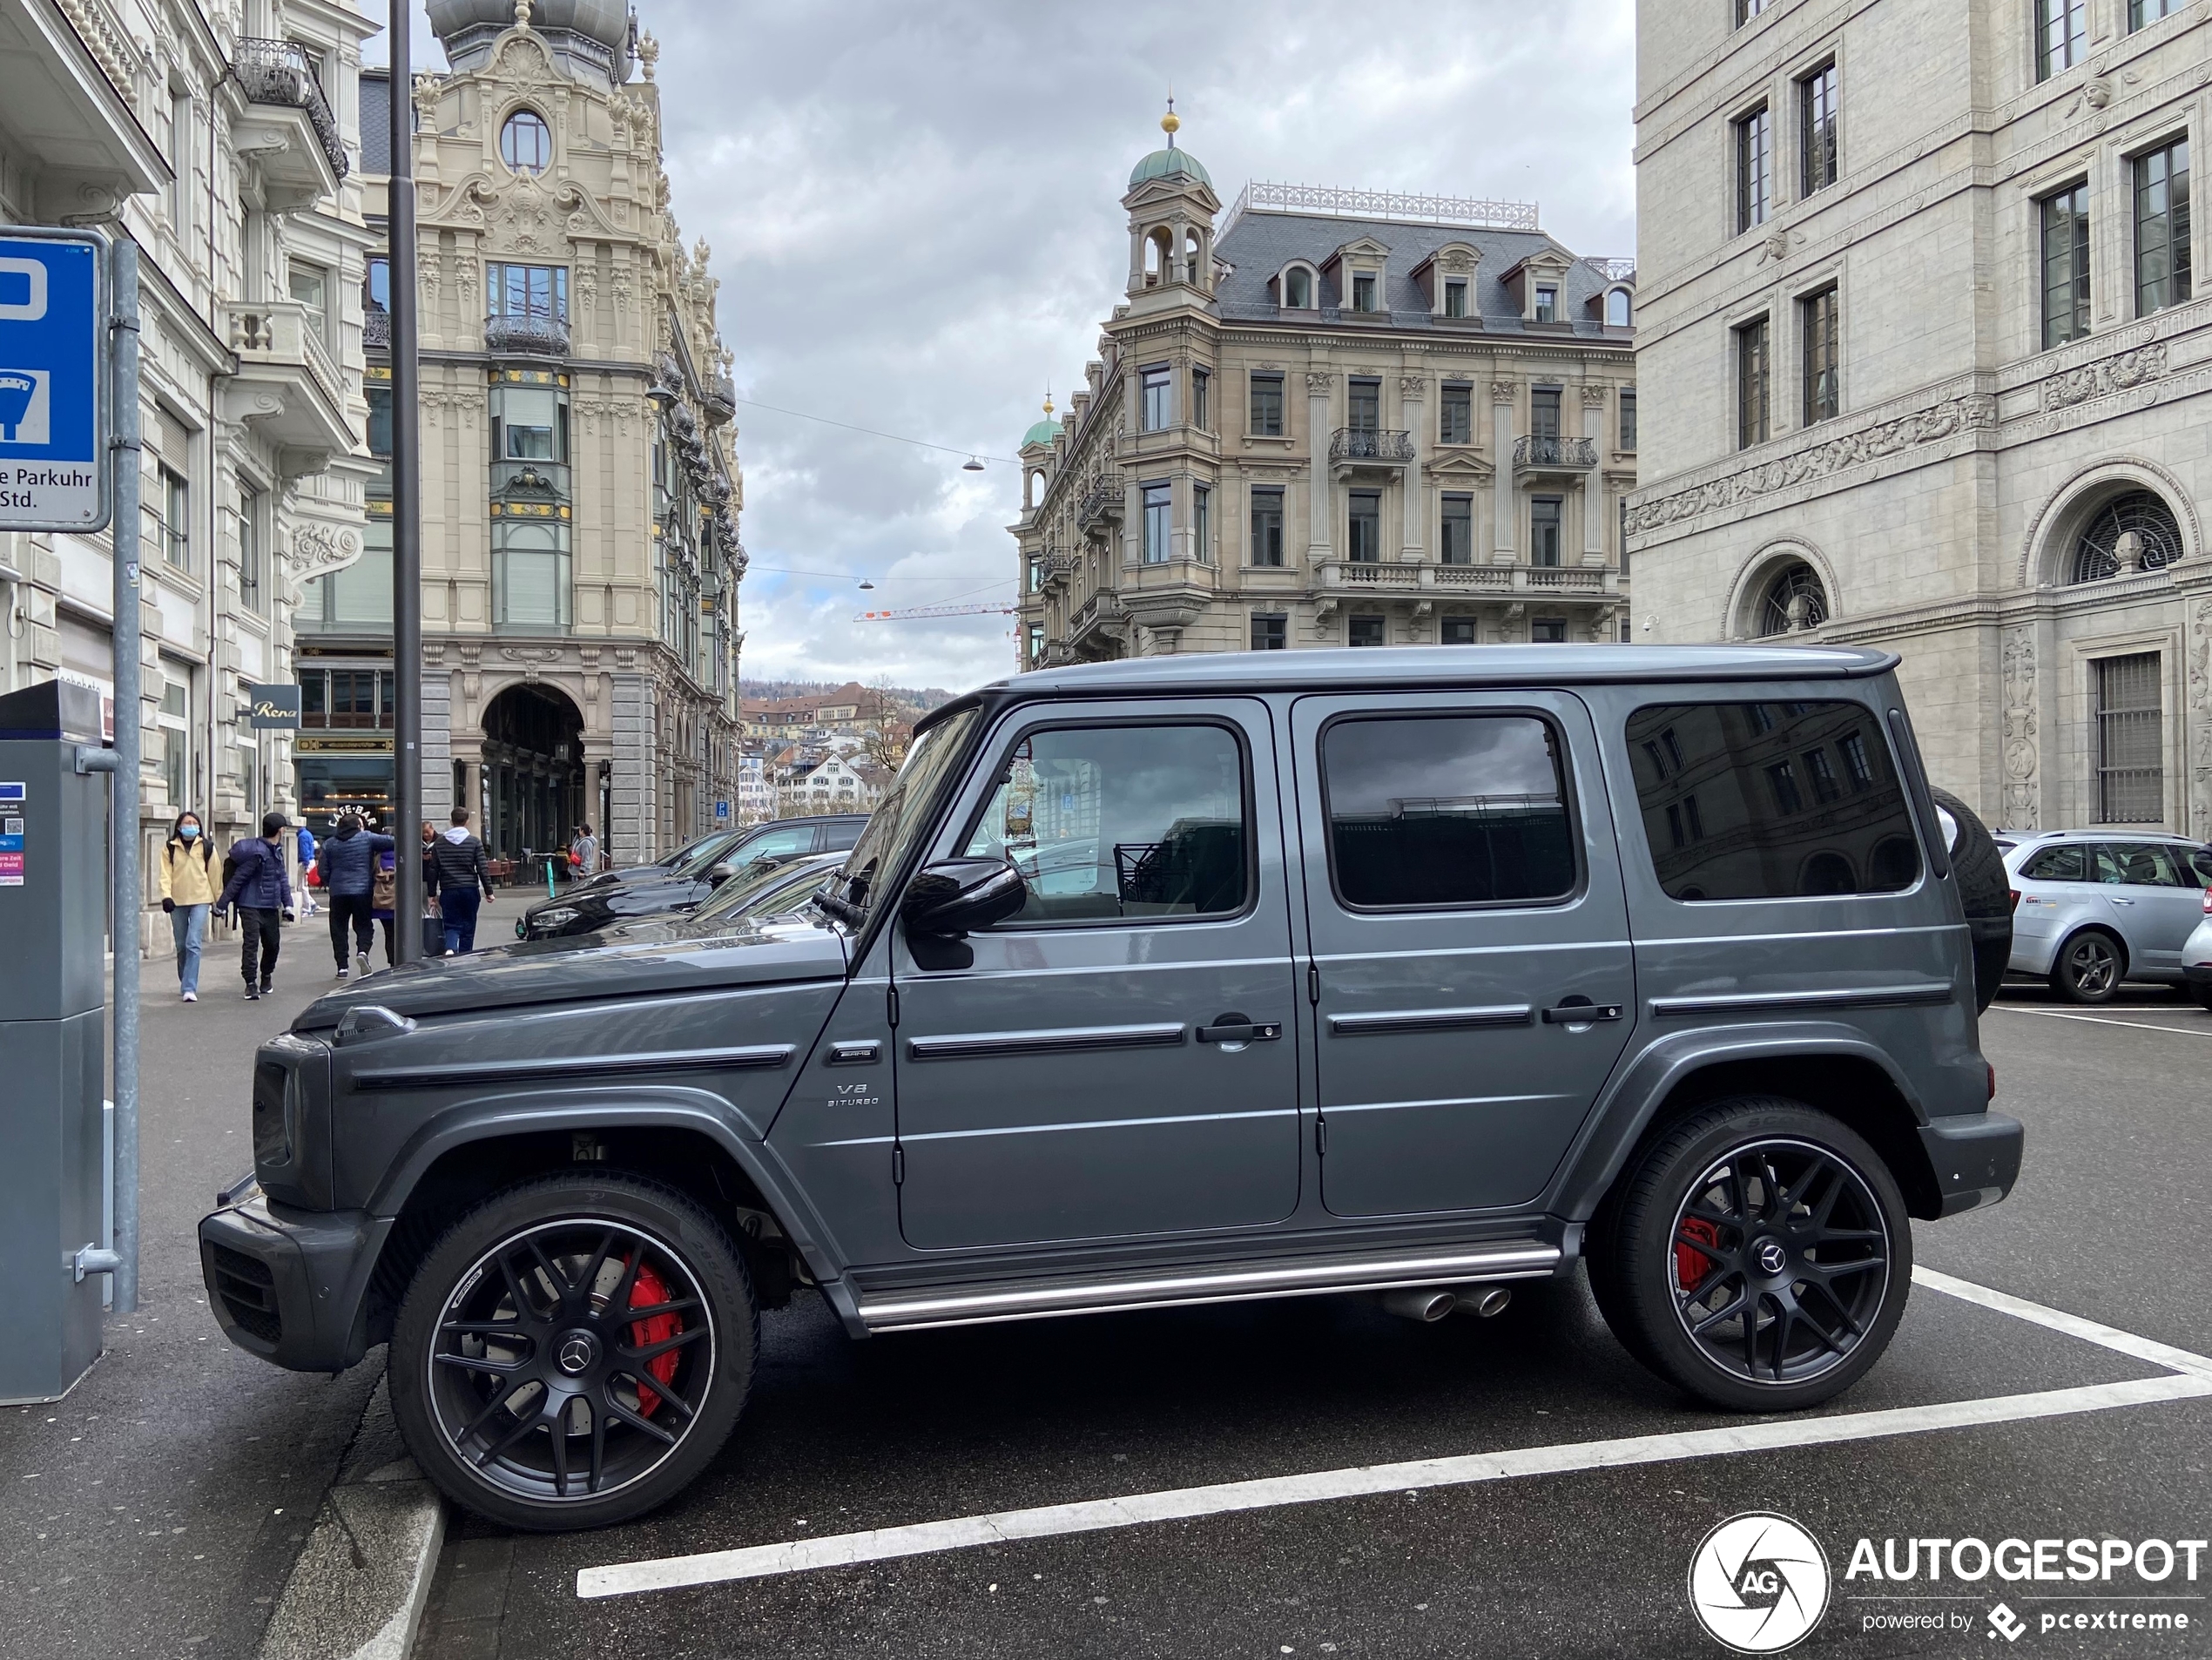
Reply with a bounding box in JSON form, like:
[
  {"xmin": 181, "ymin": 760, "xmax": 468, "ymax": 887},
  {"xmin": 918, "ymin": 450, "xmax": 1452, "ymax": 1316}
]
[
  {"xmin": 2052, "ymin": 929, "xmax": 2123, "ymax": 1003},
  {"xmin": 1666, "ymin": 1139, "xmax": 1890, "ymax": 1387},
  {"xmin": 391, "ymin": 1176, "xmax": 756, "ymax": 1530},
  {"xmin": 1590, "ymin": 1098, "xmax": 1912, "ymax": 1413}
]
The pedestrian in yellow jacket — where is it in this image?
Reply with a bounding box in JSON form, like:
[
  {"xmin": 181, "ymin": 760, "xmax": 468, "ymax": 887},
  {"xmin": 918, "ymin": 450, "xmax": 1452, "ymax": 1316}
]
[{"xmin": 158, "ymin": 810, "xmax": 219, "ymax": 1002}]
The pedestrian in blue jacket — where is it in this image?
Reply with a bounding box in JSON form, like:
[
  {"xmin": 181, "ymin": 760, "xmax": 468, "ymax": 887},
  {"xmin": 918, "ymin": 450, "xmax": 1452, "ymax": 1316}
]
[
  {"xmin": 218, "ymin": 812, "xmax": 295, "ymax": 1001},
  {"xmin": 315, "ymin": 813, "xmax": 395, "ymax": 979},
  {"xmin": 296, "ymin": 822, "xmax": 319, "ymax": 915}
]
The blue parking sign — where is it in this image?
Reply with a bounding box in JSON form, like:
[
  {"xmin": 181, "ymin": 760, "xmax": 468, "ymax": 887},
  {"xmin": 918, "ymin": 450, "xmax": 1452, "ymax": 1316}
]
[{"xmin": 0, "ymin": 228, "xmax": 108, "ymax": 533}]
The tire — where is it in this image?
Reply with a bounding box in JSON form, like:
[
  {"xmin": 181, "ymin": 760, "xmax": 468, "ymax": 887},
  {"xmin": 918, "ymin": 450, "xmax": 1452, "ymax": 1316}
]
[
  {"xmin": 390, "ymin": 1174, "xmax": 757, "ymax": 1531},
  {"xmin": 1927, "ymin": 787, "xmax": 2011, "ymax": 1014},
  {"xmin": 2192, "ymin": 982, "xmax": 2212, "ymax": 1013},
  {"xmin": 2049, "ymin": 928, "xmax": 2125, "ymax": 1004},
  {"xmin": 1593, "ymin": 1097, "xmax": 1912, "ymax": 1413}
]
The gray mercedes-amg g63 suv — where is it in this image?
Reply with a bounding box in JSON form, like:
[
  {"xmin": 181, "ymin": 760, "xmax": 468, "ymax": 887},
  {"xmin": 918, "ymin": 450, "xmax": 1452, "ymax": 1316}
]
[{"xmin": 200, "ymin": 644, "xmax": 2022, "ymax": 1530}]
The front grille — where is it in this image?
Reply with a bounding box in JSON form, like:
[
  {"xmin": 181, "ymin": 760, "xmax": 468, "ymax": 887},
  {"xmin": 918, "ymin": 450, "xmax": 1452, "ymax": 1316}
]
[
  {"xmin": 251, "ymin": 1061, "xmax": 292, "ymax": 1169},
  {"xmin": 207, "ymin": 1244, "xmax": 283, "ymax": 1346}
]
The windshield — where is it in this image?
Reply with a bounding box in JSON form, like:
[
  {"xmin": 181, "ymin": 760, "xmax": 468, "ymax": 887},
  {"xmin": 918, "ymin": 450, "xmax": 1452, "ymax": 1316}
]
[
  {"xmin": 658, "ymin": 832, "xmax": 718, "ymax": 870},
  {"xmin": 834, "ymin": 708, "xmax": 979, "ymax": 913},
  {"xmin": 670, "ymin": 828, "xmax": 748, "ymax": 880},
  {"xmin": 690, "ymin": 852, "xmax": 835, "ymax": 923}
]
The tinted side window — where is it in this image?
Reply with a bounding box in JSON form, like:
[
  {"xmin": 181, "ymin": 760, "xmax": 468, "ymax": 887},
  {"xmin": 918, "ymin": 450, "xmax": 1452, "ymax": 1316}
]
[
  {"xmin": 2116, "ymin": 843, "xmax": 2189, "ymax": 886},
  {"xmin": 1628, "ymin": 701, "xmax": 1921, "ymax": 901},
  {"xmin": 738, "ymin": 826, "xmax": 815, "ymax": 862},
  {"xmin": 2021, "ymin": 844, "xmax": 2087, "ymax": 881},
  {"xmin": 961, "ymin": 724, "xmax": 1247, "ymax": 923},
  {"xmin": 824, "ymin": 820, "xmax": 865, "ymax": 851},
  {"xmin": 2191, "ymin": 848, "xmax": 2212, "ymax": 886},
  {"xmin": 1322, "ymin": 714, "xmax": 1575, "ymax": 908}
]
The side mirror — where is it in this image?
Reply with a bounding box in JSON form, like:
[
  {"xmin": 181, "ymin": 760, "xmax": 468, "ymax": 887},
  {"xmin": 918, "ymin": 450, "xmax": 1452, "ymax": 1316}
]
[{"xmin": 900, "ymin": 857, "xmax": 1027, "ymax": 938}]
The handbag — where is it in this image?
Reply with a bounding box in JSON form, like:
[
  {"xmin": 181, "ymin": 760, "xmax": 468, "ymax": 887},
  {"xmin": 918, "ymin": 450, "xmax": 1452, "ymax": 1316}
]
[{"xmin": 372, "ymin": 862, "xmax": 397, "ymax": 912}]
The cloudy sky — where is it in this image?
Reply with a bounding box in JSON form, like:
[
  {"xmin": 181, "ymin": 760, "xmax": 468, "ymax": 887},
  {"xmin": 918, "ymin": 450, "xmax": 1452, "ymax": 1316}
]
[{"xmin": 374, "ymin": 0, "xmax": 1637, "ymax": 696}]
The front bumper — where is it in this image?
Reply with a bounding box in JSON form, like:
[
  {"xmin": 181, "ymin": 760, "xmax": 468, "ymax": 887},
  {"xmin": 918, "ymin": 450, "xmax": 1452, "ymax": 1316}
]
[
  {"xmin": 199, "ymin": 1177, "xmax": 392, "ymax": 1373},
  {"xmin": 2184, "ymin": 964, "xmax": 2212, "ymax": 989},
  {"xmin": 1918, "ymin": 1111, "xmax": 2026, "ymax": 1217}
]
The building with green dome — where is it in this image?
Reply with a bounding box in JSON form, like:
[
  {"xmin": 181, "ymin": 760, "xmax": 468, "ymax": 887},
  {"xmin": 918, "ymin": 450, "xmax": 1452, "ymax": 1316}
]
[{"xmin": 1011, "ymin": 112, "xmax": 1637, "ymax": 669}]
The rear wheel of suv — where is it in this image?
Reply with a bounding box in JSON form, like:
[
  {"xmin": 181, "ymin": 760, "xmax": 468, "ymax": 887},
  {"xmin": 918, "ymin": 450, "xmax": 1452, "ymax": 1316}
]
[
  {"xmin": 2051, "ymin": 928, "xmax": 2124, "ymax": 1003},
  {"xmin": 1592, "ymin": 1098, "xmax": 1912, "ymax": 1413},
  {"xmin": 390, "ymin": 1174, "xmax": 757, "ymax": 1531}
]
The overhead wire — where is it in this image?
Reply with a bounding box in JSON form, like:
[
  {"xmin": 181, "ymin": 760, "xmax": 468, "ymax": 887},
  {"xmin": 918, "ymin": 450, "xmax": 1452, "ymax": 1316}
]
[{"xmin": 731, "ymin": 396, "xmax": 1020, "ymax": 466}]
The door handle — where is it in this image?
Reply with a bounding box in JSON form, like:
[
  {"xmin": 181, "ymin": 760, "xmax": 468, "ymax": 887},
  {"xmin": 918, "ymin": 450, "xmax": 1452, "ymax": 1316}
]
[
  {"xmin": 2108, "ymin": 897, "xmax": 2135, "ymax": 906},
  {"xmin": 1197, "ymin": 1015, "xmax": 1284, "ymax": 1043},
  {"xmin": 1541, "ymin": 1000, "xmax": 1624, "ymax": 1025}
]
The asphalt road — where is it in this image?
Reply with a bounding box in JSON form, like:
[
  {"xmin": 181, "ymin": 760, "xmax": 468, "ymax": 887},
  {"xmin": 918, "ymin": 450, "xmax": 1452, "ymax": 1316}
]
[
  {"xmin": 0, "ymin": 926, "xmax": 383, "ymax": 1660},
  {"xmin": 412, "ymin": 984, "xmax": 2212, "ymax": 1660}
]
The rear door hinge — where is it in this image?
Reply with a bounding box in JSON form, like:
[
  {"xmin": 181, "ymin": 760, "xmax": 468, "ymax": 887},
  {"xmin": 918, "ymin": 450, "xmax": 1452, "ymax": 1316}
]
[
  {"xmin": 887, "ymin": 984, "xmax": 900, "ymax": 1029},
  {"xmin": 1315, "ymin": 1116, "xmax": 1328, "ymax": 1157},
  {"xmin": 1307, "ymin": 963, "xmax": 1320, "ymax": 1005},
  {"xmin": 892, "ymin": 1144, "xmax": 905, "ymax": 1184}
]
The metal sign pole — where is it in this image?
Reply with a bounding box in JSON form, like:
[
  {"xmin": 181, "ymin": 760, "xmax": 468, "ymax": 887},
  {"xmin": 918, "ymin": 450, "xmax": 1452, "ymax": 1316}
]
[
  {"xmin": 109, "ymin": 236, "xmax": 141, "ymax": 1315},
  {"xmin": 389, "ymin": 0, "xmax": 424, "ymax": 957}
]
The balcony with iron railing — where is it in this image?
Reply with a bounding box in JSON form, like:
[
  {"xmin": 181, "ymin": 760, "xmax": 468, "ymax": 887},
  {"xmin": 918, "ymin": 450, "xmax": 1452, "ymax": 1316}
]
[
  {"xmin": 233, "ymin": 37, "xmax": 347, "ymax": 198},
  {"xmin": 1512, "ymin": 435, "xmax": 1598, "ymax": 474},
  {"xmin": 361, "ymin": 303, "xmax": 389, "ymax": 350},
  {"xmin": 1329, "ymin": 428, "xmax": 1415, "ymax": 466},
  {"xmin": 1076, "ymin": 479, "xmax": 1125, "ymax": 531},
  {"xmin": 483, "ymin": 310, "xmax": 571, "ymax": 357}
]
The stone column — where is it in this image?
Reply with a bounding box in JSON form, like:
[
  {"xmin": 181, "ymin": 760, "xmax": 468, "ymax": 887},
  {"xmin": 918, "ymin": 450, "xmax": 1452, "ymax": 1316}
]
[
  {"xmin": 1581, "ymin": 386, "xmax": 1608, "ymax": 565},
  {"xmin": 1305, "ymin": 371, "xmax": 1334, "ymax": 566},
  {"xmin": 610, "ymin": 669, "xmax": 656, "ymax": 865},
  {"xmin": 1399, "ymin": 375, "xmax": 1426, "ymax": 561},
  {"xmin": 1491, "ymin": 381, "xmax": 1518, "ymax": 563},
  {"xmin": 421, "ymin": 665, "xmax": 453, "ymax": 824}
]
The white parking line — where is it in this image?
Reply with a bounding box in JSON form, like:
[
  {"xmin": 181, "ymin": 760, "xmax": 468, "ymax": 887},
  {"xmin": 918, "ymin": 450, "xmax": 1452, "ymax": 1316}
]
[
  {"xmin": 1990, "ymin": 1005, "xmax": 2212, "ymax": 1037},
  {"xmin": 577, "ymin": 1270, "xmax": 2212, "ymax": 1601}
]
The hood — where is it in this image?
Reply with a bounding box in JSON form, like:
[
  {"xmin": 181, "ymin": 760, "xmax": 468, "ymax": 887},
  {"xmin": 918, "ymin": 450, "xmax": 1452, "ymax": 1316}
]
[
  {"xmin": 292, "ymin": 913, "xmax": 847, "ymax": 1031},
  {"xmin": 442, "ymin": 826, "xmax": 471, "ymax": 843}
]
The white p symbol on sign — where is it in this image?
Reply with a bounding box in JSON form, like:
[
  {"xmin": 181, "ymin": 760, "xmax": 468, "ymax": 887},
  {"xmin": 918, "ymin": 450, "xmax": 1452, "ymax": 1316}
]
[{"xmin": 0, "ymin": 258, "xmax": 50, "ymax": 322}]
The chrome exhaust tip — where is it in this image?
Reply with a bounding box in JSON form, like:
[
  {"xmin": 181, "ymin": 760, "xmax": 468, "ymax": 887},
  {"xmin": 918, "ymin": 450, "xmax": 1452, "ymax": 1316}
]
[
  {"xmin": 1378, "ymin": 1286, "xmax": 1459, "ymax": 1323},
  {"xmin": 1455, "ymin": 1287, "xmax": 1513, "ymax": 1319}
]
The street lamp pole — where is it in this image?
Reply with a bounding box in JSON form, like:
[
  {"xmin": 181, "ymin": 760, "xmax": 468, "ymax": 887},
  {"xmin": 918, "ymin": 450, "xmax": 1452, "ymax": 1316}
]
[{"xmin": 389, "ymin": 0, "xmax": 424, "ymax": 956}]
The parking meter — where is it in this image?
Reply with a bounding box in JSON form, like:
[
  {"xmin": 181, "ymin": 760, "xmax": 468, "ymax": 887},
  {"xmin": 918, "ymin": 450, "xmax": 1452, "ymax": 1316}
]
[{"xmin": 0, "ymin": 679, "xmax": 111, "ymax": 1402}]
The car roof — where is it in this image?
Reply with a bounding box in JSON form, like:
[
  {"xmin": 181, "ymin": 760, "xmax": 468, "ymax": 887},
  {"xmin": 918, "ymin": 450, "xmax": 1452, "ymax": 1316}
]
[
  {"xmin": 2006, "ymin": 828, "xmax": 2206, "ymax": 846},
  {"xmin": 949, "ymin": 644, "xmax": 1899, "ymax": 711}
]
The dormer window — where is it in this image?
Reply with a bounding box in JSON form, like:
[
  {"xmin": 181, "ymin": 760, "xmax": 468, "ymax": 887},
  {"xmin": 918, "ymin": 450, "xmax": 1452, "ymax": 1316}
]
[
  {"xmin": 1534, "ymin": 284, "xmax": 1559, "ymax": 323},
  {"xmin": 1605, "ymin": 287, "xmax": 1633, "ymax": 327},
  {"xmin": 1444, "ymin": 278, "xmax": 1468, "ymax": 318},
  {"xmin": 1284, "ymin": 266, "xmax": 1314, "ymax": 308},
  {"xmin": 501, "ymin": 108, "xmax": 551, "ymax": 175},
  {"xmin": 1352, "ymin": 273, "xmax": 1379, "ymax": 313}
]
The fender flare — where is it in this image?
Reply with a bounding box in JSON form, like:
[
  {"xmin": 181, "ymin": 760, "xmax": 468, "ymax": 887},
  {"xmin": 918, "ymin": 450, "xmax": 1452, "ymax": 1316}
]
[
  {"xmin": 1551, "ymin": 1022, "xmax": 1935, "ymax": 1222},
  {"xmin": 366, "ymin": 1084, "xmax": 853, "ymax": 1291}
]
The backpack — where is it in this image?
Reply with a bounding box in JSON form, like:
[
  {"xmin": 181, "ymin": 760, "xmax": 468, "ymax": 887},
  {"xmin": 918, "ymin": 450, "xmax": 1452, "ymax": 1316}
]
[{"xmin": 372, "ymin": 858, "xmax": 397, "ymax": 912}]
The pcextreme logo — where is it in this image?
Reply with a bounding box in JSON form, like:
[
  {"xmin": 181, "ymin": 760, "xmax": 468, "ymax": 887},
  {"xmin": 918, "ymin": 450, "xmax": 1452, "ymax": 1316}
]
[{"xmin": 1688, "ymin": 1512, "xmax": 1832, "ymax": 1654}]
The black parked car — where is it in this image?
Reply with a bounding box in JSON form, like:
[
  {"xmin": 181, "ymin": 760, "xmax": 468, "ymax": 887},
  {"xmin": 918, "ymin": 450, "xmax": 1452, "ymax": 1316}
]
[{"xmin": 515, "ymin": 815, "xmax": 867, "ymax": 940}]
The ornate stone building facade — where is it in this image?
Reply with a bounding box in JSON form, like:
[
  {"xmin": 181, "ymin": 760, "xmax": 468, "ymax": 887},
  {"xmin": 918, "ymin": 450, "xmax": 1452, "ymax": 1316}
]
[
  {"xmin": 1014, "ymin": 118, "xmax": 1637, "ymax": 665},
  {"xmin": 0, "ymin": 0, "xmax": 375, "ymax": 946},
  {"xmin": 1628, "ymin": 0, "xmax": 2212, "ymax": 837},
  {"xmin": 310, "ymin": 0, "xmax": 743, "ymax": 865}
]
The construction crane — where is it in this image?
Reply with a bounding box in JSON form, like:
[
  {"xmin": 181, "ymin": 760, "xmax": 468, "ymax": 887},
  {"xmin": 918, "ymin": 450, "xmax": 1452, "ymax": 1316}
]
[{"xmin": 854, "ymin": 603, "xmax": 1019, "ymax": 622}]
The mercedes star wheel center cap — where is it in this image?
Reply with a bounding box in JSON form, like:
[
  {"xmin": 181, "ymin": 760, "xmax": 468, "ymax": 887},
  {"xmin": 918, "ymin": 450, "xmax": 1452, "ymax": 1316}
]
[
  {"xmin": 556, "ymin": 1332, "xmax": 598, "ymax": 1375},
  {"xmin": 1754, "ymin": 1238, "xmax": 1790, "ymax": 1277}
]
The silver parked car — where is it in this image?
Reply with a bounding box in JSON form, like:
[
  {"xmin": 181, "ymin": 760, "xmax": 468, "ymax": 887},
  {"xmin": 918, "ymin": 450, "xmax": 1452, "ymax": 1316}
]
[
  {"xmin": 2181, "ymin": 901, "xmax": 2212, "ymax": 1011},
  {"xmin": 2004, "ymin": 830, "xmax": 2212, "ymax": 1002}
]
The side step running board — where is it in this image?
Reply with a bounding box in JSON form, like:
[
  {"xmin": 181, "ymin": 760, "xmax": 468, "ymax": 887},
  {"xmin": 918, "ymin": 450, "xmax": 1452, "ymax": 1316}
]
[{"xmin": 856, "ymin": 1242, "xmax": 1561, "ymax": 1333}]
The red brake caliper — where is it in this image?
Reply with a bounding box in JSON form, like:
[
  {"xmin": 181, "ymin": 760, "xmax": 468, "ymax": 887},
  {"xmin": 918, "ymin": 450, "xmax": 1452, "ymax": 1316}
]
[
  {"xmin": 627, "ymin": 1261, "xmax": 682, "ymax": 1416},
  {"xmin": 1676, "ymin": 1217, "xmax": 1721, "ymax": 1293}
]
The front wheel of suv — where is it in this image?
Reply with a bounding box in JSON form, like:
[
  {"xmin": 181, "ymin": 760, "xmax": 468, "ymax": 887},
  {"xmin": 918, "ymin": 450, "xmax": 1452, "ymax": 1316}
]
[
  {"xmin": 2051, "ymin": 928, "xmax": 2125, "ymax": 1003},
  {"xmin": 390, "ymin": 1174, "xmax": 758, "ymax": 1531},
  {"xmin": 1593, "ymin": 1098, "xmax": 1912, "ymax": 1413}
]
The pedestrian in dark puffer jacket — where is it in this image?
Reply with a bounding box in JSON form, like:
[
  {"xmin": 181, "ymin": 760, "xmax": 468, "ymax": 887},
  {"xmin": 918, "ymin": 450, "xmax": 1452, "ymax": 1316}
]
[
  {"xmin": 427, "ymin": 806, "xmax": 496, "ymax": 953},
  {"xmin": 216, "ymin": 812, "xmax": 295, "ymax": 1001},
  {"xmin": 315, "ymin": 813, "xmax": 395, "ymax": 980}
]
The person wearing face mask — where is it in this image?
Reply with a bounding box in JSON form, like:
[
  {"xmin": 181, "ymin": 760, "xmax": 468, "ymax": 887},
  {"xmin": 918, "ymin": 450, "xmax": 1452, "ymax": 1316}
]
[{"xmin": 158, "ymin": 810, "xmax": 219, "ymax": 1002}]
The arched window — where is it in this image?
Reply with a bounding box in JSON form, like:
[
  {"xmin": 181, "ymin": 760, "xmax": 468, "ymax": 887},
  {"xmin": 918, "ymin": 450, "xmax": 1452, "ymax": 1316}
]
[
  {"xmin": 1144, "ymin": 227, "xmax": 1172, "ymax": 286},
  {"xmin": 1283, "ymin": 266, "xmax": 1313, "ymax": 309},
  {"xmin": 1605, "ymin": 287, "xmax": 1633, "ymax": 327},
  {"xmin": 2069, "ymin": 489, "xmax": 2183, "ymax": 582},
  {"xmin": 500, "ymin": 109, "xmax": 551, "ymax": 174},
  {"xmin": 1799, "ymin": 851, "xmax": 1856, "ymax": 894},
  {"xmin": 1184, "ymin": 228, "xmax": 1203, "ymax": 284},
  {"xmin": 1757, "ymin": 561, "xmax": 1828, "ymax": 635}
]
